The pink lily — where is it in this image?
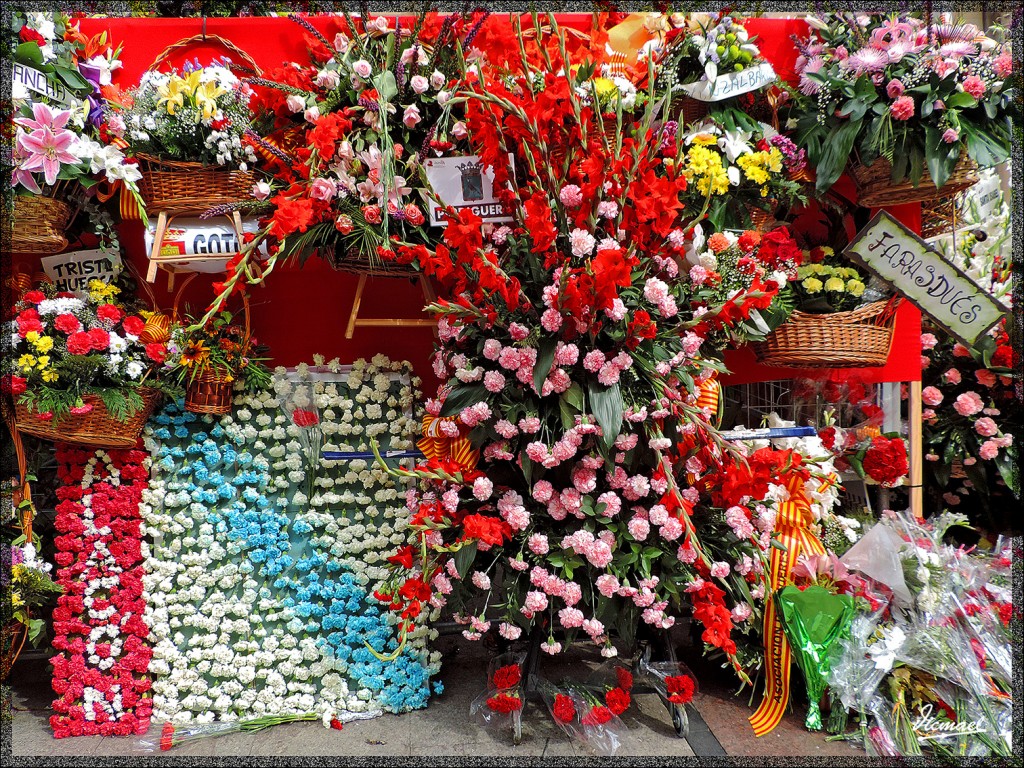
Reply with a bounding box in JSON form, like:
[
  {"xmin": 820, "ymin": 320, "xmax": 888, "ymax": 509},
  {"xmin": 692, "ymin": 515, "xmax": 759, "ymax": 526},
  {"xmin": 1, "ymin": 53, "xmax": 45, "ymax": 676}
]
[
  {"xmin": 13, "ymin": 102, "xmax": 72, "ymax": 133},
  {"xmin": 18, "ymin": 126, "xmax": 79, "ymax": 187},
  {"xmin": 10, "ymin": 131, "xmax": 42, "ymax": 193}
]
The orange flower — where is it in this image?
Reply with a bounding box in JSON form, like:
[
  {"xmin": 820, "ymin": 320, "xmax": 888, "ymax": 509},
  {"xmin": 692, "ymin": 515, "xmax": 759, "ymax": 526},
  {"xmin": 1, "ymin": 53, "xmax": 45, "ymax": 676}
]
[{"xmin": 707, "ymin": 232, "xmax": 731, "ymax": 253}]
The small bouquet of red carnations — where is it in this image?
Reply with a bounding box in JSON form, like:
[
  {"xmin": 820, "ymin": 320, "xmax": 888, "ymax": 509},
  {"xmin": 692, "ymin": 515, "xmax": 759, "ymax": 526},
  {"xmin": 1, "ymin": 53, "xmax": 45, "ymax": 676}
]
[
  {"xmin": 635, "ymin": 658, "xmax": 698, "ymax": 735},
  {"xmin": 537, "ymin": 675, "xmax": 628, "ymax": 756},
  {"xmin": 469, "ymin": 653, "xmax": 525, "ymax": 735}
]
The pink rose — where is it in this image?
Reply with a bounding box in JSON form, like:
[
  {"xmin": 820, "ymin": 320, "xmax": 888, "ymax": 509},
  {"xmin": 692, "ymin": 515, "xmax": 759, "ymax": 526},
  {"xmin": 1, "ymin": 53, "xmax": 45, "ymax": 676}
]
[
  {"xmin": 886, "ymin": 79, "xmax": 905, "ymax": 98},
  {"xmin": 402, "ymin": 104, "xmax": 422, "ymax": 128},
  {"xmin": 890, "ymin": 95, "xmax": 915, "ymax": 121},
  {"xmin": 921, "ymin": 386, "xmax": 943, "ymax": 406},
  {"xmin": 954, "ymin": 391, "xmax": 984, "ymax": 417},
  {"xmin": 252, "ymin": 181, "xmax": 271, "ymax": 200},
  {"xmin": 975, "ymin": 417, "xmax": 998, "ymax": 437},
  {"xmin": 451, "ymin": 121, "xmax": 468, "ymax": 140},
  {"xmin": 352, "ymin": 59, "xmax": 372, "ymax": 79},
  {"xmin": 309, "ymin": 177, "xmax": 336, "ymax": 201},
  {"xmin": 410, "ymin": 74, "xmax": 429, "ymax": 94},
  {"xmin": 942, "ymin": 128, "xmax": 959, "ymax": 144},
  {"xmin": 962, "ymin": 75, "xmax": 986, "ymax": 99}
]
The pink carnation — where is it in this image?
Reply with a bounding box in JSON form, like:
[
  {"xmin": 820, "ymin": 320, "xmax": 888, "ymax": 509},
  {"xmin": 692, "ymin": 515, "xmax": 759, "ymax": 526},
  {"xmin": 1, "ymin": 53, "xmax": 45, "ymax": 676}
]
[
  {"xmin": 890, "ymin": 95, "xmax": 915, "ymax": 120},
  {"xmin": 524, "ymin": 591, "xmax": 548, "ymax": 612},
  {"xmin": 559, "ymin": 184, "xmax": 584, "ymax": 207},
  {"xmin": 558, "ymin": 607, "xmax": 585, "ymax": 629},
  {"xmin": 528, "ymin": 533, "xmax": 550, "ymax": 555},
  {"xmin": 709, "ymin": 561, "xmax": 731, "ymax": 578},
  {"xmin": 627, "ymin": 516, "xmax": 650, "ymax": 541},
  {"xmin": 596, "ymin": 574, "xmax": 620, "ymax": 598},
  {"xmin": 944, "ymin": 368, "xmax": 962, "ymax": 385},
  {"xmin": 954, "ymin": 391, "xmax": 984, "ymax": 417},
  {"xmin": 942, "ymin": 128, "xmax": 959, "ymax": 143},
  {"xmin": 979, "ymin": 440, "xmax": 1000, "ymax": 460},
  {"xmin": 975, "ymin": 369, "xmax": 997, "ymax": 387},
  {"xmin": 920, "ymin": 333, "xmax": 938, "ymax": 350},
  {"xmin": 962, "ymin": 75, "xmax": 985, "ymax": 99},
  {"xmin": 974, "ymin": 417, "xmax": 998, "ymax": 437},
  {"xmin": 921, "ymin": 386, "xmax": 943, "ymax": 406}
]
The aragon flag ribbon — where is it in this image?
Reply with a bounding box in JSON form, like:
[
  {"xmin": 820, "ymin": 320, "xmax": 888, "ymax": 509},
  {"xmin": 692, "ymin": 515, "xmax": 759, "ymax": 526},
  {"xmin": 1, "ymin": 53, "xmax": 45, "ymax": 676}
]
[{"xmin": 748, "ymin": 472, "xmax": 831, "ymax": 737}]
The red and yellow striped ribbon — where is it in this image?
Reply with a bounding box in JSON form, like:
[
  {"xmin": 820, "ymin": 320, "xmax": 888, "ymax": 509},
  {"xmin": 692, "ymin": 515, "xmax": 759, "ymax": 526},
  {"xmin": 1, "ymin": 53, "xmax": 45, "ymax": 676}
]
[
  {"xmin": 749, "ymin": 473, "xmax": 826, "ymax": 737},
  {"xmin": 417, "ymin": 414, "xmax": 479, "ymax": 472}
]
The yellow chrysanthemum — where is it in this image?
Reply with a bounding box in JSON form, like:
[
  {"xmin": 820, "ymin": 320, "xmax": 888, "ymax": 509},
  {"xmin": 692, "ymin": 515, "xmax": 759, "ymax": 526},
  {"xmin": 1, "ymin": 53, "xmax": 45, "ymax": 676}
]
[
  {"xmin": 88, "ymin": 279, "xmax": 119, "ymax": 301},
  {"xmin": 736, "ymin": 152, "xmax": 771, "ymax": 185},
  {"xmin": 820, "ymin": 246, "xmax": 835, "ymax": 257},
  {"xmin": 33, "ymin": 335, "xmax": 54, "ymax": 354},
  {"xmin": 25, "ymin": 330, "xmax": 40, "ymax": 344},
  {"xmin": 684, "ymin": 146, "xmax": 730, "ymax": 197},
  {"xmin": 824, "ymin": 277, "xmax": 846, "ymax": 292},
  {"xmin": 766, "ymin": 147, "xmax": 784, "ymax": 173},
  {"xmin": 690, "ymin": 133, "xmax": 718, "ymax": 147},
  {"xmin": 848, "ymin": 280, "xmax": 866, "ymax": 297},
  {"xmin": 801, "ymin": 277, "xmax": 824, "ymax": 294}
]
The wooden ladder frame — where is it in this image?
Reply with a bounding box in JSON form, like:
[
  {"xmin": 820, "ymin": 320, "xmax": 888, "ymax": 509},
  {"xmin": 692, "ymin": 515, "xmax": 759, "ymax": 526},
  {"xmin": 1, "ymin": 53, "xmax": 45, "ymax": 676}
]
[
  {"xmin": 145, "ymin": 210, "xmax": 246, "ymax": 291},
  {"xmin": 344, "ymin": 272, "xmax": 438, "ymax": 340}
]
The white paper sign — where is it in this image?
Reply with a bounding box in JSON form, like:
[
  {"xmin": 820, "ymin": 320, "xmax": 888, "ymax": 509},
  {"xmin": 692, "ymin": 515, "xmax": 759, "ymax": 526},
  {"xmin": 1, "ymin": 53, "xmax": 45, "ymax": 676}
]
[
  {"xmin": 844, "ymin": 211, "xmax": 1007, "ymax": 346},
  {"xmin": 675, "ymin": 62, "xmax": 776, "ymax": 102},
  {"xmin": 962, "ymin": 172, "xmax": 1003, "ymax": 221},
  {"xmin": 11, "ymin": 62, "xmax": 71, "ymax": 103},
  {"xmin": 424, "ymin": 154, "xmax": 514, "ymax": 227},
  {"xmin": 41, "ymin": 249, "xmax": 122, "ymax": 291}
]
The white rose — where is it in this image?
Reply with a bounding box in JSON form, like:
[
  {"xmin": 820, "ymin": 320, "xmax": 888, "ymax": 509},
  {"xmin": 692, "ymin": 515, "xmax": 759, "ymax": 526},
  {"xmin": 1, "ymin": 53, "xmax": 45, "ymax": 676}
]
[{"xmin": 286, "ymin": 94, "xmax": 306, "ymax": 113}]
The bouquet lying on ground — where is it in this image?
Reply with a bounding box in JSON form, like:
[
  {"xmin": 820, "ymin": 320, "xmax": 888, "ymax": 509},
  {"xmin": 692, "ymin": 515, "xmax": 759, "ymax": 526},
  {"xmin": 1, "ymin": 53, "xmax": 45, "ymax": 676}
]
[
  {"xmin": 2, "ymin": 280, "xmax": 180, "ymax": 423},
  {"xmin": 791, "ymin": 13, "xmax": 1015, "ymax": 192}
]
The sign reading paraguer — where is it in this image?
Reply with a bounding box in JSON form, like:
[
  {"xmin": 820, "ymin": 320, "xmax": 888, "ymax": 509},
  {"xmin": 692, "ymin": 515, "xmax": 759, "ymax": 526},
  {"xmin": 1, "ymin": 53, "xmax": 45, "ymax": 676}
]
[
  {"xmin": 423, "ymin": 154, "xmax": 515, "ymax": 227},
  {"xmin": 41, "ymin": 249, "xmax": 122, "ymax": 292},
  {"xmin": 11, "ymin": 62, "xmax": 71, "ymax": 104},
  {"xmin": 674, "ymin": 62, "xmax": 776, "ymax": 102},
  {"xmin": 843, "ymin": 210, "xmax": 1007, "ymax": 346}
]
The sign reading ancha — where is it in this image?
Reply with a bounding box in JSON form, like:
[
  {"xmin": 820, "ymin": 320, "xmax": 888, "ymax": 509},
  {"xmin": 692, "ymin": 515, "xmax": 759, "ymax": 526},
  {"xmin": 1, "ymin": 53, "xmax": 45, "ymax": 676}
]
[
  {"xmin": 424, "ymin": 154, "xmax": 514, "ymax": 227},
  {"xmin": 844, "ymin": 210, "xmax": 1007, "ymax": 346},
  {"xmin": 12, "ymin": 62, "xmax": 71, "ymax": 103},
  {"xmin": 41, "ymin": 249, "xmax": 122, "ymax": 291}
]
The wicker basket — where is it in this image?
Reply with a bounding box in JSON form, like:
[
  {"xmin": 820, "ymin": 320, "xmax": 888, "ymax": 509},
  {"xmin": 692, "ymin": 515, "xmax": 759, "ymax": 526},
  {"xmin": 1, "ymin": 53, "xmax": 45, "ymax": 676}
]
[
  {"xmin": 330, "ymin": 244, "xmax": 419, "ymax": 277},
  {"xmin": 137, "ymin": 154, "xmax": 255, "ymax": 216},
  {"xmin": 746, "ymin": 202, "xmax": 777, "ymax": 232},
  {"xmin": 185, "ymin": 369, "xmax": 236, "ymax": 415},
  {"xmin": 11, "ymin": 195, "xmax": 76, "ymax": 254},
  {"xmin": 752, "ymin": 299, "xmax": 900, "ymax": 368},
  {"xmin": 13, "ymin": 387, "xmax": 161, "ymax": 449},
  {"xmin": 850, "ymin": 153, "xmax": 979, "ymax": 208},
  {"xmin": 921, "ymin": 196, "xmax": 957, "ymax": 240},
  {"xmin": 2, "ymin": 617, "xmax": 29, "ymax": 681},
  {"xmin": 671, "ymin": 95, "xmax": 709, "ymax": 125}
]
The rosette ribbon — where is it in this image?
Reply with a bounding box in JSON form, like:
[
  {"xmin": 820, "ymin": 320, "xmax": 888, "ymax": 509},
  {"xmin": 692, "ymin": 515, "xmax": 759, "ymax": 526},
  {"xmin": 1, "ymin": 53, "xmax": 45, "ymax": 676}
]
[
  {"xmin": 748, "ymin": 472, "xmax": 828, "ymax": 737},
  {"xmin": 417, "ymin": 414, "xmax": 479, "ymax": 472}
]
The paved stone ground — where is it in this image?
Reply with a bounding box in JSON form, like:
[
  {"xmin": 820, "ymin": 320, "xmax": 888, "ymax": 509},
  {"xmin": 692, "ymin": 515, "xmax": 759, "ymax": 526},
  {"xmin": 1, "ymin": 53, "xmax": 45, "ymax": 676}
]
[{"xmin": 8, "ymin": 631, "xmax": 863, "ymax": 759}]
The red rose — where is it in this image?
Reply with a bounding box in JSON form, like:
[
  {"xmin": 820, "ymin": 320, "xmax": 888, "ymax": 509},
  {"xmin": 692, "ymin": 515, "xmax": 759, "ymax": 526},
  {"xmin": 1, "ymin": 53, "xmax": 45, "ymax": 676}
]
[
  {"xmin": 292, "ymin": 408, "xmax": 320, "ymax": 428},
  {"xmin": 96, "ymin": 304, "xmax": 123, "ymax": 324},
  {"xmin": 363, "ymin": 205, "xmax": 382, "ymax": 224},
  {"xmin": 122, "ymin": 316, "xmax": 145, "ymax": 336},
  {"xmin": 553, "ymin": 693, "xmax": 576, "ymax": 724},
  {"xmin": 145, "ymin": 343, "xmax": 167, "ymax": 363},
  {"xmin": 87, "ymin": 328, "xmax": 110, "ymax": 350},
  {"xmin": 19, "ymin": 27, "xmax": 46, "ymax": 46},
  {"xmin": 67, "ymin": 331, "xmax": 93, "ymax": 355},
  {"xmin": 54, "ymin": 313, "xmax": 81, "ymax": 334},
  {"xmin": 22, "ymin": 289, "xmax": 46, "ymax": 303},
  {"xmin": 403, "ymin": 203, "xmax": 426, "ymax": 227}
]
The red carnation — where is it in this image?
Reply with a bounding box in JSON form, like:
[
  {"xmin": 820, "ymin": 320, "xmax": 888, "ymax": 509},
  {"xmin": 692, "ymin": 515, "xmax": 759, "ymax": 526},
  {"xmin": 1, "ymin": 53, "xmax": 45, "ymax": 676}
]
[
  {"xmin": 96, "ymin": 304, "xmax": 123, "ymax": 324},
  {"xmin": 292, "ymin": 408, "xmax": 320, "ymax": 428},
  {"xmin": 605, "ymin": 686, "xmax": 631, "ymax": 716},
  {"xmin": 87, "ymin": 328, "xmax": 110, "ymax": 350},
  {"xmin": 552, "ymin": 693, "xmax": 576, "ymax": 724},
  {"xmin": 486, "ymin": 693, "xmax": 523, "ymax": 713},
  {"xmin": 16, "ymin": 315, "xmax": 43, "ymax": 337},
  {"xmin": 67, "ymin": 331, "xmax": 93, "ymax": 355},
  {"xmin": 160, "ymin": 722, "xmax": 176, "ymax": 751},
  {"xmin": 3, "ymin": 375, "xmax": 27, "ymax": 395},
  {"xmin": 122, "ymin": 316, "xmax": 145, "ymax": 336},
  {"xmin": 615, "ymin": 667, "xmax": 634, "ymax": 691},
  {"xmin": 581, "ymin": 705, "xmax": 613, "ymax": 726},
  {"xmin": 665, "ymin": 675, "xmax": 695, "ymax": 705},
  {"xmin": 54, "ymin": 313, "xmax": 81, "ymax": 334},
  {"xmin": 36, "ymin": 411, "xmax": 54, "ymax": 421},
  {"xmin": 329, "ymin": 718, "xmax": 344, "ymax": 730},
  {"xmin": 737, "ymin": 230, "xmax": 761, "ymax": 252},
  {"xmin": 144, "ymin": 343, "xmax": 166, "ymax": 363},
  {"xmin": 23, "ymin": 289, "xmax": 46, "ymax": 303},
  {"xmin": 862, "ymin": 436, "xmax": 909, "ymax": 487},
  {"xmin": 492, "ymin": 664, "xmax": 522, "ymax": 691}
]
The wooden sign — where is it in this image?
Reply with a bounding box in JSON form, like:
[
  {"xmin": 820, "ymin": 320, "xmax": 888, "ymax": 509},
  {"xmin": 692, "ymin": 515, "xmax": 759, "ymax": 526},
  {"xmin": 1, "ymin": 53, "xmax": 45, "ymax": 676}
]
[
  {"xmin": 843, "ymin": 210, "xmax": 1007, "ymax": 346},
  {"xmin": 40, "ymin": 249, "xmax": 122, "ymax": 291},
  {"xmin": 674, "ymin": 62, "xmax": 776, "ymax": 102},
  {"xmin": 423, "ymin": 154, "xmax": 514, "ymax": 227}
]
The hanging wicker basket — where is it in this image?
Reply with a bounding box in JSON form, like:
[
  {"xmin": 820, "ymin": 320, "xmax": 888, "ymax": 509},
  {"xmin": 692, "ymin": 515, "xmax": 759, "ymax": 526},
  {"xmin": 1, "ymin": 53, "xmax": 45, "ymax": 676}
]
[
  {"xmin": 184, "ymin": 369, "xmax": 236, "ymax": 415},
  {"xmin": 921, "ymin": 196, "xmax": 958, "ymax": 240},
  {"xmin": 752, "ymin": 299, "xmax": 901, "ymax": 368},
  {"xmin": 849, "ymin": 153, "xmax": 979, "ymax": 209},
  {"xmin": 13, "ymin": 387, "xmax": 161, "ymax": 449},
  {"xmin": 136, "ymin": 34, "xmax": 262, "ymax": 216},
  {"xmin": 11, "ymin": 195, "xmax": 76, "ymax": 254},
  {"xmin": 1, "ymin": 616, "xmax": 29, "ymax": 681},
  {"xmin": 329, "ymin": 244, "xmax": 419, "ymax": 277}
]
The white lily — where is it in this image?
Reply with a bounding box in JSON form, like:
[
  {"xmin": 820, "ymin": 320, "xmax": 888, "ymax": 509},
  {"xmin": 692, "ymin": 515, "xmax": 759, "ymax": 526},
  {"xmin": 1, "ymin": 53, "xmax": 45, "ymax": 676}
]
[{"xmin": 718, "ymin": 128, "xmax": 753, "ymax": 162}]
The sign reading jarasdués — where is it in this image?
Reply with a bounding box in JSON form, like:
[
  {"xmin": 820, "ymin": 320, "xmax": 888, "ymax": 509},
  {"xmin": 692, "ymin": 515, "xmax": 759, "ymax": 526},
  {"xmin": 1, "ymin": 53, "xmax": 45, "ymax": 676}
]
[{"xmin": 844, "ymin": 211, "xmax": 1006, "ymax": 346}]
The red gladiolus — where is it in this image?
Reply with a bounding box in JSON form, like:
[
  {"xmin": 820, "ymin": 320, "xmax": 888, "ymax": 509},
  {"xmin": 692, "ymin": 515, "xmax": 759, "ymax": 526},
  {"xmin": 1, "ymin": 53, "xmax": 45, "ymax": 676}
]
[{"xmin": 292, "ymin": 408, "xmax": 320, "ymax": 427}]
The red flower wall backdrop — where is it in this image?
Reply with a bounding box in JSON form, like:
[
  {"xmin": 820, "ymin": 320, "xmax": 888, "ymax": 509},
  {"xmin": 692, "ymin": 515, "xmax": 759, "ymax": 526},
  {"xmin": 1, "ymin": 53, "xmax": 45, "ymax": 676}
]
[{"xmin": 50, "ymin": 445, "xmax": 153, "ymax": 738}]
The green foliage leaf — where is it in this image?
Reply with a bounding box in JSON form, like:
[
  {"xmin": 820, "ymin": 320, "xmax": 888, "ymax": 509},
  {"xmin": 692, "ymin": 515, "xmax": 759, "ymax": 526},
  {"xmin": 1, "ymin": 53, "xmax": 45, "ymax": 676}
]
[
  {"xmin": 439, "ymin": 384, "xmax": 487, "ymax": 418},
  {"xmin": 815, "ymin": 119, "xmax": 860, "ymax": 192},
  {"xmin": 588, "ymin": 380, "xmax": 623, "ymax": 450},
  {"xmin": 533, "ymin": 337, "xmax": 558, "ymax": 395},
  {"xmin": 15, "ymin": 42, "xmax": 43, "ymax": 66},
  {"xmin": 453, "ymin": 541, "xmax": 478, "ymax": 580}
]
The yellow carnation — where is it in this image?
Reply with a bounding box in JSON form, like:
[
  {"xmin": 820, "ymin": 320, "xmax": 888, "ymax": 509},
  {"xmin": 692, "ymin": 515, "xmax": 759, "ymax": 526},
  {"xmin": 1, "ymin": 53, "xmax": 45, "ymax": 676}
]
[
  {"xmin": 848, "ymin": 280, "xmax": 866, "ymax": 297},
  {"xmin": 18, "ymin": 354, "xmax": 36, "ymax": 371},
  {"xmin": 824, "ymin": 277, "xmax": 846, "ymax": 292},
  {"xmin": 33, "ymin": 335, "xmax": 54, "ymax": 354},
  {"xmin": 801, "ymin": 277, "xmax": 824, "ymax": 293}
]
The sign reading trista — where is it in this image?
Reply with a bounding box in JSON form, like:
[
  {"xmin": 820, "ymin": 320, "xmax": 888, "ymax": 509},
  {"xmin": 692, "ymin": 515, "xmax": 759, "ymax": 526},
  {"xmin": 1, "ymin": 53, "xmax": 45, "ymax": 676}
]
[
  {"xmin": 424, "ymin": 154, "xmax": 514, "ymax": 227},
  {"xmin": 843, "ymin": 211, "xmax": 1006, "ymax": 345},
  {"xmin": 41, "ymin": 249, "xmax": 123, "ymax": 291},
  {"xmin": 675, "ymin": 62, "xmax": 776, "ymax": 102}
]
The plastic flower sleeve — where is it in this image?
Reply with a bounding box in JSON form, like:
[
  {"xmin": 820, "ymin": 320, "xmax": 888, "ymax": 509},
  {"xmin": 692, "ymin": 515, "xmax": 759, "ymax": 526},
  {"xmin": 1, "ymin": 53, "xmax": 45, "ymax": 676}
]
[
  {"xmin": 468, "ymin": 652, "xmax": 525, "ymax": 738},
  {"xmin": 826, "ymin": 608, "xmax": 890, "ymax": 722},
  {"xmin": 774, "ymin": 584, "xmax": 857, "ymax": 730},
  {"xmin": 581, "ymin": 659, "xmax": 635, "ymax": 718},
  {"xmin": 272, "ymin": 370, "xmax": 323, "ymax": 497},
  {"xmin": 536, "ymin": 677, "xmax": 626, "ymax": 757},
  {"xmin": 839, "ymin": 523, "xmax": 913, "ymax": 605},
  {"xmin": 634, "ymin": 657, "xmax": 699, "ymax": 738}
]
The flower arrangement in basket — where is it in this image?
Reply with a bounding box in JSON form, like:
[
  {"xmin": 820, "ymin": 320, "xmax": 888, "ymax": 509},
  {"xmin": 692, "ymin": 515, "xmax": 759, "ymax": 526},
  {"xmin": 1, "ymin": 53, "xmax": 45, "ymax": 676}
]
[
  {"xmin": 753, "ymin": 247, "xmax": 900, "ymax": 368},
  {"xmin": 790, "ymin": 13, "xmax": 1013, "ymax": 203},
  {"xmin": 115, "ymin": 37, "xmax": 260, "ymax": 215},
  {"xmin": 673, "ymin": 119, "xmax": 807, "ymax": 231},
  {"xmin": 2, "ymin": 541, "xmax": 62, "ymax": 679},
  {"xmin": 230, "ymin": 11, "xmax": 486, "ymax": 282},
  {"xmin": 165, "ymin": 307, "xmax": 272, "ymax": 415},
  {"xmin": 1, "ymin": 280, "xmax": 181, "ymax": 448},
  {"xmin": 655, "ymin": 12, "xmax": 775, "ymax": 126},
  {"xmin": 8, "ymin": 11, "xmax": 145, "ymax": 253}
]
